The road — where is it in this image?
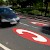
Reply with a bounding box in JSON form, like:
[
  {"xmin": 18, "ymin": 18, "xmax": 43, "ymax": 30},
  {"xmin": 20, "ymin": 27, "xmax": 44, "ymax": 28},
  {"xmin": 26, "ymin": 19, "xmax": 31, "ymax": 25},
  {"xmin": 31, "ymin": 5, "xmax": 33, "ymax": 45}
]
[{"xmin": 0, "ymin": 18, "xmax": 50, "ymax": 50}]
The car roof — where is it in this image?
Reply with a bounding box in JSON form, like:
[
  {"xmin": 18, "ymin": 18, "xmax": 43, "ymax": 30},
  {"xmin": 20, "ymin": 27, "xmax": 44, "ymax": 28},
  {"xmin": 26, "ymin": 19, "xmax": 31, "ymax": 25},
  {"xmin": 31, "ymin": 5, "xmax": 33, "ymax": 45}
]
[
  {"xmin": 0, "ymin": 5, "xmax": 12, "ymax": 8},
  {"xmin": 0, "ymin": 6, "xmax": 9, "ymax": 8}
]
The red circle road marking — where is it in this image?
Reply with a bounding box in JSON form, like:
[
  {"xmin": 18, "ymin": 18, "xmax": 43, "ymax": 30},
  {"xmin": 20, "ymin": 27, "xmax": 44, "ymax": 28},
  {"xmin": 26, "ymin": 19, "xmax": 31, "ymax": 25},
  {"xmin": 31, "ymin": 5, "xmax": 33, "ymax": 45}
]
[
  {"xmin": 13, "ymin": 28, "xmax": 50, "ymax": 46},
  {"xmin": 31, "ymin": 22, "xmax": 48, "ymax": 26}
]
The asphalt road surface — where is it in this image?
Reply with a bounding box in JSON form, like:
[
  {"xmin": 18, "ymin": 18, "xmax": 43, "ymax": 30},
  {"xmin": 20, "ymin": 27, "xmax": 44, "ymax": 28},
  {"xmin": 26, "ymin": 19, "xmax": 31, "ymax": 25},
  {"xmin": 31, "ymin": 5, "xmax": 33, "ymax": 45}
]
[{"xmin": 0, "ymin": 18, "xmax": 50, "ymax": 50}]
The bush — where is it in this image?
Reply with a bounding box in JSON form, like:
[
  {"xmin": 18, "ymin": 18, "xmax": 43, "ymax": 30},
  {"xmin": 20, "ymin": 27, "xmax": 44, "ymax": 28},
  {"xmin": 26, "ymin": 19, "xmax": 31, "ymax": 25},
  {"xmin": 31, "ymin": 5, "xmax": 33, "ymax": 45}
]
[{"xmin": 31, "ymin": 10, "xmax": 41, "ymax": 15}]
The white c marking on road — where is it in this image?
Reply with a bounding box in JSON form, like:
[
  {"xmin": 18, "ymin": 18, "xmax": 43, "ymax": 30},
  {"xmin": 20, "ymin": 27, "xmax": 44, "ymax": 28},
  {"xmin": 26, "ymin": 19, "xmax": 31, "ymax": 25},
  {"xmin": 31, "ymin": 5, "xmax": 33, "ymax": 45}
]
[{"xmin": 16, "ymin": 29, "xmax": 47, "ymax": 42}]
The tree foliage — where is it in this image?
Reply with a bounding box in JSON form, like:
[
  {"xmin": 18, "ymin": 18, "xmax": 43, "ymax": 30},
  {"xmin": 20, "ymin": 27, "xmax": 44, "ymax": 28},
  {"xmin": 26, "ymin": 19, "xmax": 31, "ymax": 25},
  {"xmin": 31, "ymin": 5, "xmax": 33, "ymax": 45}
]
[{"xmin": 0, "ymin": 0, "xmax": 4, "ymax": 5}]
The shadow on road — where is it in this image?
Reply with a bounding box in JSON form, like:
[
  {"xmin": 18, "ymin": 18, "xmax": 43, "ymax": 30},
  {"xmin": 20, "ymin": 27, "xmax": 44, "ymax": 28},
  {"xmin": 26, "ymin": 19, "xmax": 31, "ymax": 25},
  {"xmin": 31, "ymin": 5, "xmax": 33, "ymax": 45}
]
[
  {"xmin": 0, "ymin": 23, "xmax": 16, "ymax": 28},
  {"xmin": 41, "ymin": 26, "xmax": 50, "ymax": 35}
]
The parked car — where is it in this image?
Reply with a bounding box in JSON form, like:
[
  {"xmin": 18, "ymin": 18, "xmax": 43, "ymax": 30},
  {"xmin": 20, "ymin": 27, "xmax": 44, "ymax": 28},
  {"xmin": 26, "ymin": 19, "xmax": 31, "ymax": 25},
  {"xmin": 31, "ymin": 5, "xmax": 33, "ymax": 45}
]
[{"xmin": 0, "ymin": 6, "xmax": 20, "ymax": 25}]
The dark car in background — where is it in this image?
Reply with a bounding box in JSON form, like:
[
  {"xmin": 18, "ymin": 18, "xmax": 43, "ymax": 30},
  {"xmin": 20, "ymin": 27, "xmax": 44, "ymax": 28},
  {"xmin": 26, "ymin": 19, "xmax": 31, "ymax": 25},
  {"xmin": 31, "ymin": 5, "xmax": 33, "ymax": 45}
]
[{"xmin": 0, "ymin": 6, "xmax": 20, "ymax": 25}]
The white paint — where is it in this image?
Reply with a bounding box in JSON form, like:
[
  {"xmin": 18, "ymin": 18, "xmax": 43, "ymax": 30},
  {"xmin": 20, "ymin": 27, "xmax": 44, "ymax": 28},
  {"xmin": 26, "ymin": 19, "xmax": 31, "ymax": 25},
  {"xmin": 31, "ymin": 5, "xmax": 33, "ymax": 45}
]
[
  {"xmin": 31, "ymin": 22, "xmax": 48, "ymax": 26},
  {"xmin": 23, "ymin": 24, "xmax": 29, "ymax": 26},
  {"xmin": 16, "ymin": 29, "xmax": 47, "ymax": 42},
  {"xmin": 19, "ymin": 22, "xmax": 23, "ymax": 24},
  {"xmin": 20, "ymin": 22, "xmax": 29, "ymax": 26},
  {"xmin": 19, "ymin": 22, "xmax": 49, "ymax": 33},
  {"xmin": 0, "ymin": 43, "xmax": 11, "ymax": 50},
  {"xmin": 20, "ymin": 22, "xmax": 38, "ymax": 29},
  {"xmin": 31, "ymin": 22, "xmax": 37, "ymax": 24}
]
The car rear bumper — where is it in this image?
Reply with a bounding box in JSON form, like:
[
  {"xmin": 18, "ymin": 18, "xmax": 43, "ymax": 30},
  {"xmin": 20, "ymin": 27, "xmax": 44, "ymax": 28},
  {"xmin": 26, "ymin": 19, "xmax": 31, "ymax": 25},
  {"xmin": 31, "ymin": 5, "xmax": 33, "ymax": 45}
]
[
  {"xmin": 1, "ymin": 17, "xmax": 20, "ymax": 25},
  {"xmin": 1, "ymin": 21, "xmax": 18, "ymax": 25},
  {"xmin": 10, "ymin": 21, "xmax": 17, "ymax": 24}
]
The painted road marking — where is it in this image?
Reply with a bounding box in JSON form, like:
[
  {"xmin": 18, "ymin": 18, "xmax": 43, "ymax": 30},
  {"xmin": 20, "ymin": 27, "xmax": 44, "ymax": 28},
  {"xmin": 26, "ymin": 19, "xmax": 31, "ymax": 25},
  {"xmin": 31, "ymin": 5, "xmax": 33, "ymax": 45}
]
[
  {"xmin": 0, "ymin": 43, "xmax": 11, "ymax": 50},
  {"xmin": 20, "ymin": 22, "xmax": 30, "ymax": 26},
  {"xmin": 31, "ymin": 22, "xmax": 48, "ymax": 26},
  {"xmin": 19, "ymin": 22, "xmax": 49, "ymax": 32},
  {"xmin": 19, "ymin": 22, "xmax": 38, "ymax": 28},
  {"xmin": 13, "ymin": 28, "xmax": 50, "ymax": 46}
]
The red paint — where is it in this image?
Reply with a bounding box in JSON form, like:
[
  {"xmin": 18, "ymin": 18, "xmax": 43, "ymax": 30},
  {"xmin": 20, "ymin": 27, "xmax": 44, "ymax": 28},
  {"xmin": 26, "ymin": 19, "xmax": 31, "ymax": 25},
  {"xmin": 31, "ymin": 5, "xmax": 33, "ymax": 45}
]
[
  {"xmin": 31, "ymin": 22, "xmax": 48, "ymax": 26},
  {"xmin": 13, "ymin": 28, "xmax": 50, "ymax": 46},
  {"xmin": 36, "ymin": 23, "xmax": 45, "ymax": 26}
]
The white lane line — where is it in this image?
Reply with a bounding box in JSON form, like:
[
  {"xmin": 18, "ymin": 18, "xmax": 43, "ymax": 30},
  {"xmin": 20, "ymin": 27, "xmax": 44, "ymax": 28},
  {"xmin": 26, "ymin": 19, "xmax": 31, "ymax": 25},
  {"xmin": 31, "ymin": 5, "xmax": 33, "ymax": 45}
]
[
  {"xmin": 20, "ymin": 22, "xmax": 38, "ymax": 28},
  {"xmin": 19, "ymin": 22, "xmax": 50, "ymax": 32},
  {"xmin": 19, "ymin": 22, "xmax": 30, "ymax": 26},
  {"xmin": 0, "ymin": 43, "xmax": 11, "ymax": 50}
]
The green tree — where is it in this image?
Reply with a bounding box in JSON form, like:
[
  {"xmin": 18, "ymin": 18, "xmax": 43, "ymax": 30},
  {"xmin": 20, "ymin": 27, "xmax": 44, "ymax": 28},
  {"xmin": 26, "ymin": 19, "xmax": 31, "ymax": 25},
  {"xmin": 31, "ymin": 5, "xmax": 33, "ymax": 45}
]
[
  {"xmin": 0, "ymin": 0, "xmax": 4, "ymax": 5},
  {"xmin": 7, "ymin": 0, "xmax": 43, "ymax": 8},
  {"xmin": 8, "ymin": 0, "xmax": 17, "ymax": 6}
]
